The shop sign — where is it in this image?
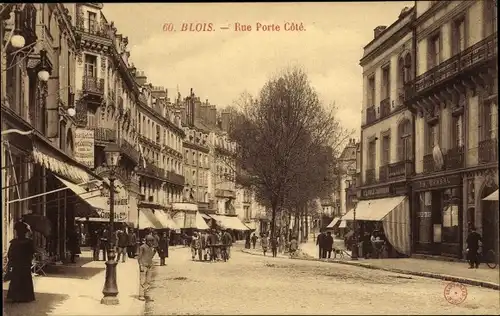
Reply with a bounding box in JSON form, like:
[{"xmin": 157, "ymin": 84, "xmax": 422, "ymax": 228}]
[
  {"xmin": 417, "ymin": 211, "xmax": 431, "ymax": 218},
  {"xmin": 361, "ymin": 185, "xmax": 390, "ymax": 198},
  {"xmin": 74, "ymin": 129, "xmax": 95, "ymax": 168},
  {"xmin": 413, "ymin": 175, "xmax": 461, "ymax": 191},
  {"xmin": 95, "ymin": 209, "xmax": 128, "ymax": 221}
]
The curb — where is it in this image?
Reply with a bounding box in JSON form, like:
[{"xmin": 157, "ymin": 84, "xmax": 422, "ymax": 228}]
[{"xmin": 240, "ymin": 249, "xmax": 500, "ymax": 291}]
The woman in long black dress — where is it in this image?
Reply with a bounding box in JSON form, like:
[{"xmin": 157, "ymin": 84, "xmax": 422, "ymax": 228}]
[{"xmin": 6, "ymin": 223, "xmax": 35, "ymax": 303}]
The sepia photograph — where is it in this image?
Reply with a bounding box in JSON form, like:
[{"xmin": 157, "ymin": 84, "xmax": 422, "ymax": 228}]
[{"xmin": 1, "ymin": 1, "xmax": 499, "ymax": 315}]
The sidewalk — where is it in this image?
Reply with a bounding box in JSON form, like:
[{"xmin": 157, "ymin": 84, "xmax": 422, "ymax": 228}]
[
  {"xmin": 3, "ymin": 251, "xmax": 145, "ymax": 316},
  {"xmin": 241, "ymin": 240, "xmax": 500, "ymax": 291}
]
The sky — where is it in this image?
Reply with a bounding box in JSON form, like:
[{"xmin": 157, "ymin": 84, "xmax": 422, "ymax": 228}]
[{"xmin": 103, "ymin": 2, "xmax": 414, "ymax": 137}]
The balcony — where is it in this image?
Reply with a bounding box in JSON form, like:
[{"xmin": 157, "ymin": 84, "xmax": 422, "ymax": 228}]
[
  {"xmin": 365, "ymin": 168, "xmax": 376, "ymax": 185},
  {"xmin": 380, "ymin": 98, "xmax": 391, "ymax": 118},
  {"xmin": 93, "ymin": 127, "xmax": 116, "ymax": 143},
  {"xmin": 120, "ymin": 138, "xmax": 140, "ymax": 164},
  {"xmin": 216, "ymin": 189, "xmax": 236, "ymax": 199},
  {"xmin": 166, "ymin": 171, "xmax": 185, "ymax": 186},
  {"xmin": 76, "ymin": 17, "xmax": 111, "ymax": 39},
  {"xmin": 379, "ymin": 165, "xmax": 388, "ymax": 182},
  {"xmin": 423, "ymin": 154, "xmax": 438, "ymax": 173},
  {"xmin": 407, "ymin": 33, "xmax": 497, "ymax": 100},
  {"xmin": 366, "ymin": 106, "xmax": 376, "ymax": 124},
  {"xmin": 388, "ymin": 160, "xmax": 413, "ymax": 179},
  {"xmin": 82, "ymin": 76, "xmax": 105, "ymax": 102},
  {"xmin": 479, "ymin": 139, "xmax": 498, "ymax": 164},
  {"xmin": 444, "ymin": 146, "xmax": 465, "ymax": 171}
]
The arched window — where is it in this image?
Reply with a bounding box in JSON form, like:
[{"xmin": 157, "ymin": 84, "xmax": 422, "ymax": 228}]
[{"xmin": 398, "ymin": 119, "xmax": 412, "ymax": 161}]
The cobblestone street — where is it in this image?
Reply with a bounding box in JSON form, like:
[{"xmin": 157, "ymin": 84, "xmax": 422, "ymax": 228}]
[{"xmin": 145, "ymin": 246, "xmax": 500, "ymax": 315}]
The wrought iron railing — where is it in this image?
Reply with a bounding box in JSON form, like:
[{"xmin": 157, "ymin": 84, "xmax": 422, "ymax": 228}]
[
  {"xmin": 82, "ymin": 76, "xmax": 104, "ymax": 95},
  {"xmin": 120, "ymin": 138, "xmax": 140, "ymax": 163},
  {"xmin": 479, "ymin": 138, "xmax": 498, "ymax": 163},
  {"xmin": 380, "ymin": 98, "xmax": 391, "ymax": 118},
  {"xmin": 365, "ymin": 168, "xmax": 376, "ymax": 185},
  {"xmin": 445, "ymin": 146, "xmax": 465, "ymax": 170},
  {"xmin": 76, "ymin": 17, "xmax": 111, "ymax": 38},
  {"xmin": 407, "ymin": 33, "xmax": 497, "ymax": 97},
  {"xmin": 388, "ymin": 160, "xmax": 413, "ymax": 179},
  {"xmin": 93, "ymin": 127, "xmax": 116, "ymax": 142},
  {"xmin": 366, "ymin": 106, "xmax": 376, "ymax": 124},
  {"xmin": 379, "ymin": 165, "xmax": 388, "ymax": 182},
  {"xmin": 166, "ymin": 171, "xmax": 185, "ymax": 186},
  {"xmin": 423, "ymin": 154, "xmax": 437, "ymax": 173}
]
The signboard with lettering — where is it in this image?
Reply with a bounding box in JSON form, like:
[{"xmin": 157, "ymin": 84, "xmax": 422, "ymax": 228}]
[
  {"xmin": 96, "ymin": 209, "xmax": 128, "ymax": 221},
  {"xmin": 417, "ymin": 211, "xmax": 431, "ymax": 218},
  {"xmin": 412, "ymin": 174, "xmax": 461, "ymax": 191},
  {"xmin": 361, "ymin": 186, "xmax": 390, "ymax": 199},
  {"xmin": 74, "ymin": 129, "xmax": 95, "ymax": 168}
]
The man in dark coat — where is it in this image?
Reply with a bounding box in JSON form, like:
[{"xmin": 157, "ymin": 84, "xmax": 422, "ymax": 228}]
[
  {"xmin": 324, "ymin": 232, "xmax": 334, "ymax": 259},
  {"xmin": 127, "ymin": 228, "xmax": 137, "ymax": 258},
  {"xmin": 100, "ymin": 228, "xmax": 110, "ymax": 261},
  {"xmin": 466, "ymin": 227, "xmax": 482, "ymax": 269},
  {"xmin": 158, "ymin": 232, "xmax": 169, "ymax": 266},
  {"xmin": 116, "ymin": 229, "xmax": 129, "ymax": 263},
  {"xmin": 316, "ymin": 231, "xmax": 326, "ymax": 259}
]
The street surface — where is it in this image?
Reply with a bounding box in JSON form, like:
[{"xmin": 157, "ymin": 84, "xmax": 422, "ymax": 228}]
[{"xmin": 145, "ymin": 245, "xmax": 500, "ymax": 315}]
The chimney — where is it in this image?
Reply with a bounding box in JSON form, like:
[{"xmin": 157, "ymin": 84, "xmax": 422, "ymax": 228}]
[
  {"xmin": 210, "ymin": 107, "xmax": 217, "ymax": 127},
  {"xmin": 135, "ymin": 70, "xmax": 147, "ymax": 86},
  {"xmin": 374, "ymin": 25, "xmax": 387, "ymax": 38}
]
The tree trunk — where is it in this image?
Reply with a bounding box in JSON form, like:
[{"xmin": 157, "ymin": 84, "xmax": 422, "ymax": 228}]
[
  {"xmin": 304, "ymin": 204, "xmax": 309, "ymax": 242},
  {"xmin": 287, "ymin": 212, "xmax": 292, "ymax": 241}
]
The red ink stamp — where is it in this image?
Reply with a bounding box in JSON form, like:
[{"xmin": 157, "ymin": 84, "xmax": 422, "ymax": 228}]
[{"xmin": 444, "ymin": 282, "xmax": 467, "ymax": 305}]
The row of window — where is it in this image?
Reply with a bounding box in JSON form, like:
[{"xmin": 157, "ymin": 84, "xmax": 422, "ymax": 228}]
[
  {"xmin": 184, "ymin": 168, "xmax": 209, "ymax": 187},
  {"xmin": 184, "ymin": 150, "xmax": 210, "ymax": 168},
  {"xmin": 139, "ymin": 180, "xmax": 183, "ymax": 204}
]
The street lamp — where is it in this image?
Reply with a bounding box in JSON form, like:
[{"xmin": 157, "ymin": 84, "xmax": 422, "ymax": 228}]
[
  {"xmin": 10, "ymin": 8, "xmax": 25, "ymax": 49},
  {"xmin": 101, "ymin": 144, "xmax": 121, "ymax": 305},
  {"xmin": 37, "ymin": 50, "xmax": 50, "ymax": 82},
  {"xmin": 351, "ymin": 195, "xmax": 359, "ymax": 260}
]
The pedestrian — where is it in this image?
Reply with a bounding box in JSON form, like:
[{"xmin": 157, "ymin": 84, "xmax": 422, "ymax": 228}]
[
  {"xmin": 165, "ymin": 230, "xmax": 170, "ymax": 258},
  {"xmin": 138, "ymin": 235, "xmax": 155, "ymax": 302},
  {"xmin": 221, "ymin": 229, "xmax": 233, "ymax": 260},
  {"xmin": 466, "ymin": 227, "xmax": 482, "ymax": 269},
  {"xmin": 289, "ymin": 236, "xmax": 298, "ymax": 258},
  {"xmin": 152, "ymin": 230, "xmax": 160, "ymax": 258},
  {"xmin": 116, "ymin": 228, "xmax": 129, "ymax": 263},
  {"xmin": 158, "ymin": 232, "xmax": 168, "ymax": 266},
  {"xmin": 90, "ymin": 229, "xmax": 101, "ymax": 261},
  {"xmin": 127, "ymin": 228, "xmax": 137, "ymax": 258},
  {"xmin": 261, "ymin": 233, "xmax": 269, "ymax": 256},
  {"xmin": 100, "ymin": 228, "xmax": 110, "ymax": 261},
  {"xmin": 6, "ymin": 222, "xmax": 35, "ymax": 303},
  {"xmin": 245, "ymin": 233, "xmax": 251, "ymax": 249},
  {"xmin": 316, "ymin": 231, "xmax": 325, "ymax": 259},
  {"xmin": 270, "ymin": 236, "xmax": 278, "ymax": 257},
  {"xmin": 324, "ymin": 232, "xmax": 334, "ymax": 259},
  {"xmin": 198, "ymin": 231, "xmax": 206, "ymax": 261},
  {"xmin": 191, "ymin": 233, "xmax": 199, "ymax": 261},
  {"xmin": 251, "ymin": 233, "xmax": 258, "ymax": 249},
  {"xmin": 67, "ymin": 228, "xmax": 80, "ymax": 263}
]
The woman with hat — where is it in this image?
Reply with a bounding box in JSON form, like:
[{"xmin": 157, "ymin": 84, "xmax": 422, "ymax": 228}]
[{"xmin": 6, "ymin": 220, "xmax": 36, "ymax": 303}]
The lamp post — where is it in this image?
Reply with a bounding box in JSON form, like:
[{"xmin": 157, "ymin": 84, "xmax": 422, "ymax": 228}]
[
  {"xmin": 101, "ymin": 144, "xmax": 121, "ymax": 305},
  {"xmin": 351, "ymin": 195, "xmax": 359, "ymax": 260}
]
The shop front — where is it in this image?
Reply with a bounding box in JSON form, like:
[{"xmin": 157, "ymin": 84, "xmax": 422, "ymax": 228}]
[{"xmin": 411, "ymin": 174, "xmax": 463, "ymax": 258}]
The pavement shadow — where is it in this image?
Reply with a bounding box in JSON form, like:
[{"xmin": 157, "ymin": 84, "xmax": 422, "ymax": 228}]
[
  {"xmin": 42, "ymin": 266, "xmax": 104, "ymax": 280},
  {"xmin": 2, "ymin": 291, "xmax": 69, "ymax": 316}
]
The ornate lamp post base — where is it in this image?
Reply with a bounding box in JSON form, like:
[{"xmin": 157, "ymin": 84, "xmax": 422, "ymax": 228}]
[
  {"xmin": 101, "ymin": 248, "xmax": 119, "ymax": 305},
  {"xmin": 351, "ymin": 243, "xmax": 359, "ymax": 260}
]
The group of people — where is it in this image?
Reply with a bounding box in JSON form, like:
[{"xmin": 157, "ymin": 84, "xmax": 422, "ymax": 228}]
[
  {"xmin": 248, "ymin": 233, "xmax": 299, "ymax": 258},
  {"xmin": 190, "ymin": 229, "xmax": 234, "ymax": 262},
  {"xmin": 88, "ymin": 225, "xmax": 138, "ymax": 262},
  {"xmin": 315, "ymin": 231, "xmax": 335, "ymax": 259}
]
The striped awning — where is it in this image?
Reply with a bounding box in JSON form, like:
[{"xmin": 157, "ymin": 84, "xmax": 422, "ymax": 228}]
[
  {"xmin": 483, "ymin": 189, "xmax": 499, "ymax": 201},
  {"xmin": 338, "ymin": 220, "xmax": 347, "ymax": 228},
  {"xmin": 211, "ymin": 214, "xmax": 250, "ymax": 231},
  {"xmin": 32, "ymin": 147, "xmax": 90, "ymax": 183},
  {"xmin": 138, "ymin": 208, "xmax": 163, "ymax": 230},
  {"xmin": 342, "ymin": 196, "xmax": 406, "ymax": 221},
  {"xmin": 327, "ymin": 217, "xmax": 341, "ymax": 228},
  {"xmin": 154, "ymin": 210, "xmax": 180, "ymax": 230},
  {"xmin": 382, "ymin": 197, "xmax": 410, "ymax": 255}
]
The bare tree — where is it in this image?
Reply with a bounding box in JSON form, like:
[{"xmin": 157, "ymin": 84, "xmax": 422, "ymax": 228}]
[{"xmin": 228, "ymin": 67, "xmax": 351, "ymax": 240}]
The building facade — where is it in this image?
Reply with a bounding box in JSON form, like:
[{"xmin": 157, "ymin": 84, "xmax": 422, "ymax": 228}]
[
  {"xmin": 406, "ymin": 0, "xmax": 498, "ymax": 259},
  {"xmin": 354, "ymin": 6, "xmax": 416, "ymax": 257},
  {"xmin": 1, "ymin": 3, "xmax": 107, "ymax": 260},
  {"xmin": 338, "ymin": 138, "xmax": 359, "ymax": 216}
]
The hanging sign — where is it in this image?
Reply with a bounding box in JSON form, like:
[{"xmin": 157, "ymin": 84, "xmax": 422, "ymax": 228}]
[{"xmin": 74, "ymin": 128, "xmax": 95, "ymax": 168}]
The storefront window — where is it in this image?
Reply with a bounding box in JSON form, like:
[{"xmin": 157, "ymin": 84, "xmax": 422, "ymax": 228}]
[
  {"xmin": 442, "ymin": 188, "xmax": 460, "ymax": 244},
  {"xmin": 417, "ymin": 192, "xmax": 433, "ymax": 243}
]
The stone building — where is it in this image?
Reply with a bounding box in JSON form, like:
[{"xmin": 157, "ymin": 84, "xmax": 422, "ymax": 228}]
[
  {"xmin": 1, "ymin": 3, "xmax": 105, "ymax": 260},
  {"xmin": 345, "ymin": 6, "xmax": 416, "ymax": 257},
  {"xmin": 407, "ymin": 0, "xmax": 498, "ymax": 259}
]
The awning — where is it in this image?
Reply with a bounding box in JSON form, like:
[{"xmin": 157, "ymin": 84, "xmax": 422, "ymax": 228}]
[
  {"xmin": 342, "ymin": 196, "xmax": 406, "ymax": 221},
  {"xmin": 327, "ymin": 217, "xmax": 341, "ymax": 228},
  {"xmin": 338, "ymin": 220, "xmax": 347, "ymax": 228},
  {"xmin": 138, "ymin": 208, "xmax": 163, "ymax": 230},
  {"xmin": 195, "ymin": 212, "xmax": 210, "ymax": 230},
  {"xmin": 32, "ymin": 147, "xmax": 90, "ymax": 183},
  {"xmin": 75, "ymin": 216, "xmax": 128, "ymax": 223},
  {"xmin": 154, "ymin": 210, "xmax": 180, "ymax": 230},
  {"xmin": 211, "ymin": 214, "xmax": 250, "ymax": 231},
  {"xmin": 483, "ymin": 189, "xmax": 499, "ymax": 201},
  {"xmin": 54, "ymin": 176, "xmax": 109, "ymax": 212},
  {"xmin": 201, "ymin": 213, "xmax": 213, "ymax": 220},
  {"xmin": 172, "ymin": 202, "xmax": 198, "ymax": 211}
]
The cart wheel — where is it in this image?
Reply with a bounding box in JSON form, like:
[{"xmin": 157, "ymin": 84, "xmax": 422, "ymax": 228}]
[{"xmin": 486, "ymin": 249, "xmax": 498, "ymax": 269}]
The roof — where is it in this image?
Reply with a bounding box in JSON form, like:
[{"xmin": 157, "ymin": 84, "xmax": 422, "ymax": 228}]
[{"xmin": 194, "ymin": 119, "xmax": 211, "ymax": 133}]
